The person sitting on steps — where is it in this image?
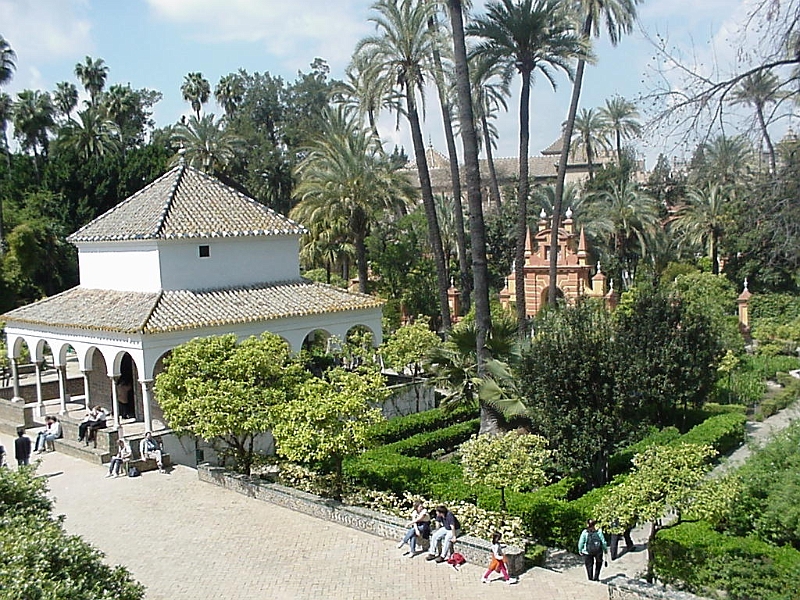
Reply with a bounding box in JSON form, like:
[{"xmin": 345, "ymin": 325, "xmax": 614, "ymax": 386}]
[
  {"xmin": 139, "ymin": 431, "xmax": 165, "ymax": 473},
  {"xmin": 85, "ymin": 406, "xmax": 108, "ymax": 447},
  {"xmin": 77, "ymin": 407, "xmax": 99, "ymax": 443},
  {"xmin": 426, "ymin": 505, "xmax": 461, "ymax": 563},
  {"xmin": 106, "ymin": 438, "xmax": 132, "ymax": 478},
  {"xmin": 35, "ymin": 416, "xmax": 62, "ymax": 453}
]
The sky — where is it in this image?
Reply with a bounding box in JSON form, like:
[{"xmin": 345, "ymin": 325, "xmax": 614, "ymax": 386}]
[{"xmin": 0, "ymin": 0, "xmax": 780, "ymax": 168}]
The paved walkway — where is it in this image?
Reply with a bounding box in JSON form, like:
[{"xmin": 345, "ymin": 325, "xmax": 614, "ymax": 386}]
[{"xmin": 36, "ymin": 452, "xmax": 606, "ymax": 600}]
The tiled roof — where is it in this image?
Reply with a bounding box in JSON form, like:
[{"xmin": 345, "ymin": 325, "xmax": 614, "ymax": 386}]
[
  {"xmin": 2, "ymin": 281, "xmax": 383, "ymax": 334},
  {"xmin": 67, "ymin": 164, "xmax": 305, "ymax": 243}
]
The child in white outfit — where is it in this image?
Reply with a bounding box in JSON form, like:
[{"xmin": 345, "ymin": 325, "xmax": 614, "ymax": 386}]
[{"xmin": 482, "ymin": 532, "xmax": 518, "ymax": 584}]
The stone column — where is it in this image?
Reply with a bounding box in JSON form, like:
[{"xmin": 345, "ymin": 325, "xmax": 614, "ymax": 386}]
[
  {"xmin": 57, "ymin": 364, "xmax": 68, "ymax": 415},
  {"xmin": 34, "ymin": 361, "xmax": 44, "ymax": 418},
  {"xmin": 10, "ymin": 358, "xmax": 23, "ymax": 402},
  {"xmin": 81, "ymin": 370, "xmax": 91, "ymax": 411},
  {"xmin": 110, "ymin": 375, "xmax": 120, "ymax": 429},
  {"xmin": 140, "ymin": 379, "xmax": 154, "ymax": 434}
]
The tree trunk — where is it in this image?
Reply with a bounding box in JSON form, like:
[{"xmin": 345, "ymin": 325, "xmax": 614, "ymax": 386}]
[
  {"xmin": 587, "ymin": 138, "xmax": 595, "ymax": 180},
  {"xmin": 756, "ymin": 105, "xmax": 777, "ymax": 174},
  {"xmin": 429, "ymin": 11, "xmax": 472, "ymax": 314},
  {"xmin": 355, "ymin": 232, "xmax": 369, "ymax": 294},
  {"xmin": 515, "ymin": 72, "xmax": 532, "ymax": 336},
  {"xmin": 447, "ymin": 0, "xmax": 494, "ymax": 436},
  {"xmin": 405, "ymin": 84, "xmax": 452, "ymax": 331},
  {"xmin": 482, "ymin": 113, "xmax": 502, "ymax": 208},
  {"xmin": 549, "ymin": 16, "xmax": 592, "ymax": 306}
]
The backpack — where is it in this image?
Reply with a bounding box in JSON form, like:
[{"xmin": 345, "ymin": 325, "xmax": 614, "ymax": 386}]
[
  {"xmin": 447, "ymin": 552, "xmax": 466, "ymax": 568},
  {"xmin": 586, "ymin": 530, "xmax": 603, "ymax": 555},
  {"xmin": 127, "ymin": 466, "xmax": 141, "ymax": 478}
]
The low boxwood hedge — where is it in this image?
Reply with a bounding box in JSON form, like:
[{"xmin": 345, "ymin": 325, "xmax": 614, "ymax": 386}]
[
  {"xmin": 371, "ymin": 404, "xmax": 479, "ymax": 444},
  {"xmin": 383, "ymin": 419, "xmax": 480, "ymax": 458},
  {"xmin": 676, "ymin": 412, "xmax": 747, "ymax": 456},
  {"xmin": 756, "ymin": 375, "xmax": 800, "ymax": 421},
  {"xmin": 652, "ymin": 521, "xmax": 800, "ymax": 600},
  {"xmin": 609, "ymin": 427, "xmax": 681, "ymax": 477}
]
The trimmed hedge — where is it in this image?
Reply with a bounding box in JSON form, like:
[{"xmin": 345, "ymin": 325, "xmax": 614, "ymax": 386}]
[
  {"xmin": 383, "ymin": 419, "xmax": 480, "ymax": 457},
  {"xmin": 756, "ymin": 375, "xmax": 800, "ymax": 421},
  {"xmin": 676, "ymin": 412, "xmax": 747, "ymax": 457},
  {"xmin": 371, "ymin": 404, "xmax": 479, "ymax": 444},
  {"xmin": 609, "ymin": 427, "xmax": 681, "ymax": 477},
  {"xmin": 653, "ymin": 521, "xmax": 800, "ymax": 600}
]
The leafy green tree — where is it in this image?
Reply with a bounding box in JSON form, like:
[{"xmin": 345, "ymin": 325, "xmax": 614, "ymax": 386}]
[
  {"xmin": 100, "ymin": 84, "xmax": 162, "ymax": 148},
  {"xmin": 0, "ymin": 466, "xmax": 145, "ymax": 599},
  {"xmin": 356, "ymin": 0, "xmax": 452, "ymax": 330},
  {"xmin": 594, "ymin": 443, "xmax": 739, "ymax": 582},
  {"xmin": 614, "ymin": 285, "xmax": 722, "ymax": 429},
  {"xmin": 156, "ymin": 332, "xmax": 307, "ymax": 475},
  {"xmin": 460, "ymin": 431, "xmax": 551, "ymax": 509},
  {"xmin": 214, "ymin": 73, "xmax": 246, "ymax": 117},
  {"xmin": 380, "ymin": 321, "xmax": 442, "ymax": 377},
  {"xmin": 469, "ymin": 0, "xmax": 585, "ymax": 334},
  {"xmin": 272, "ymin": 366, "xmax": 387, "ymax": 500},
  {"xmin": 520, "ymin": 300, "xmax": 623, "ymax": 484},
  {"xmin": 12, "ymin": 89, "xmax": 55, "ymax": 175},
  {"xmin": 671, "ymin": 184, "xmax": 730, "ymax": 275},
  {"xmin": 74, "ymin": 56, "xmax": 109, "ymax": 106},
  {"xmin": 181, "ymin": 72, "xmax": 211, "ymax": 119}
]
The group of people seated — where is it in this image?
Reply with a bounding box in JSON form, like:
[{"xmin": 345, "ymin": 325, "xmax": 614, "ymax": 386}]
[
  {"xmin": 106, "ymin": 431, "xmax": 166, "ymax": 477},
  {"xmin": 77, "ymin": 406, "xmax": 108, "ymax": 446},
  {"xmin": 34, "ymin": 416, "xmax": 63, "ymax": 453}
]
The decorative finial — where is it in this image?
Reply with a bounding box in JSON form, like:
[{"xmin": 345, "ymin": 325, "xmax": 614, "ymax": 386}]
[
  {"xmin": 743, "ymin": 277, "xmax": 749, "ymax": 291},
  {"xmin": 540, "ymin": 208, "xmax": 547, "ymax": 219},
  {"xmin": 565, "ymin": 206, "xmax": 573, "ymax": 220},
  {"xmin": 596, "ymin": 261, "xmax": 601, "ymax": 274},
  {"xmin": 609, "ymin": 279, "xmax": 614, "ymax": 291},
  {"xmin": 178, "ymin": 147, "xmax": 186, "ymax": 165}
]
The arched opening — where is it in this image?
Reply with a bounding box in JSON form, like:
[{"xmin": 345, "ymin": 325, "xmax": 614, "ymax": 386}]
[
  {"xmin": 302, "ymin": 329, "xmax": 332, "ymax": 355},
  {"xmin": 86, "ymin": 348, "xmax": 111, "ymax": 414},
  {"xmin": 150, "ymin": 351, "xmax": 172, "ymax": 427},
  {"xmin": 116, "ymin": 353, "xmax": 139, "ymax": 421},
  {"xmin": 540, "ymin": 286, "xmax": 565, "ymax": 310}
]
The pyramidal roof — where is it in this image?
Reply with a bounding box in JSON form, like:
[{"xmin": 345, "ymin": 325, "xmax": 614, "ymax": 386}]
[{"xmin": 67, "ymin": 163, "xmax": 305, "ymax": 243}]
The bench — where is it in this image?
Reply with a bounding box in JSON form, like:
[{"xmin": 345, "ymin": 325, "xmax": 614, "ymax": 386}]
[{"xmin": 123, "ymin": 454, "xmax": 172, "ymax": 475}]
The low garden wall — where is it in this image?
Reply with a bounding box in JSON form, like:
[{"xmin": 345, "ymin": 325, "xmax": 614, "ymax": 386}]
[
  {"xmin": 197, "ymin": 463, "xmax": 525, "ymax": 576},
  {"xmin": 607, "ymin": 575, "xmax": 710, "ymax": 600}
]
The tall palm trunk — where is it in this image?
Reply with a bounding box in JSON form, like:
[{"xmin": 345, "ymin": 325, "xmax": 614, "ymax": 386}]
[
  {"xmin": 587, "ymin": 138, "xmax": 595, "ymax": 180},
  {"xmin": 428, "ymin": 14, "xmax": 471, "ymax": 313},
  {"xmin": 447, "ymin": 0, "xmax": 500, "ymax": 435},
  {"xmin": 405, "ymin": 84, "xmax": 452, "ymax": 331},
  {"xmin": 355, "ymin": 232, "xmax": 369, "ymax": 294},
  {"xmin": 482, "ymin": 113, "xmax": 502, "ymax": 208},
  {"xmin": 549, "ymin": 17, "xmax": 592, "ymax": 306},
  {"xmin": 514, "ymin": 71, "xmax": 532, "ymax": 336},
  {"xmin": 756, "ymin": 104, "xmax": 777, "ymax": 174}
]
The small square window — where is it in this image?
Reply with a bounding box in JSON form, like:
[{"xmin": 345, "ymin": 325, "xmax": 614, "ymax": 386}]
[{"xmin": 199, "ymin": 245, "xmax": 210, "ymax": 258}]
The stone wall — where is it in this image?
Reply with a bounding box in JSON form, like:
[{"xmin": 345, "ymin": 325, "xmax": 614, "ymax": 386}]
[
  {"xmin": 198, "ymin": 464, "xmax": 525, "ymax": 576},
  {"xmin": 0, "ymin": 377, "xmax": 83, "ymax": 404},
  {"xmin": 0, "ymin": 398, "xmax": 35, "ymax": 433},
  {"xmin": 606, "ymin": 575, "xmax": 710, "ymax": 600}
]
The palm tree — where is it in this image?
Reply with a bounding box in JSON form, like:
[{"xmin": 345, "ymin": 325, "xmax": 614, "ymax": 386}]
[
  {"xmin": 181, "ymin": 72, "xmax": 211, "ymax": 119},
  {"xmin": 291, "ymin": 108, "xmax": 416, "ymax": 294},
  {"xmin": 53, "ymin": 81, "xmax": 78, "ymax": 121},
  {"xmin": 571, "ymin": 107, "xmax": 608, "ymax": 179},
  {"xmin": 0, "ymin": 35, "xmax": 16, "ymax": 86},
  {"xmin": 671, "ymin": 184, "xmax": 729, "ymax": 275},
  {"xmin": 425, "ymin": 5, "xmax": 471, "ymax": 313},
  {"xmin": 470, "ymin": 52, "xmax": 510, "ymax": 208},
  {"xmin": 58, "ymin": 107, "xmax": 120, "ymax": 160},
  {"xmin": 356, "ymin": 0, "xmax": 453, "ymax": 330},
  {"xmin": 600, "ymin": 95, "xmax": 641, "ymax": 164},
  {"xmin": 170, "ymin": 114, "xmax": 243, "ymax": 174},
  {"xmin": 214, "ymin": 73, "xmax": 246, "ymax": 118},
  {"xmin": 334, "ymin": 52, "xmax": 402, "ymax": 141},
  {"xmin": 0, "ymin": 91, "xmax": 10, "ymax": 254},
  {"xmin": 548, "ymin": 0, "xmax": 640, "ymax": 305},
  {"xmin": 731, "ymin": 69, "xmax": 783, "ymax": 174},
  {"xmin": 74, "ymin": 56, "xmax": 109, "ymax": 105},
  {"xmin": 12, "ymin": 89, "xmax": 55, "ymax": 176},
  {"xmin": 695, "ymin": 135, "xmax": 752, "ymax": 187},
  {"xmin": 469, "ymin": 0, "xmax": 585, "ymax": 335},
  {"xmin": 583, "ymin": 180, "xmax": 660, "ymax": 289}
]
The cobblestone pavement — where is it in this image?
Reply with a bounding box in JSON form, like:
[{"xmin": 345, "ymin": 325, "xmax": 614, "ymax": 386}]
[{"xmin": 37, "ymin": 452, "xmax": 606, "ymax": 600}]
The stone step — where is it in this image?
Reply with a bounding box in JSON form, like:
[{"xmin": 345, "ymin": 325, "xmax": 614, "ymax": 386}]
[{"xmin": 52, "ymin": 438, "xmax": 110, "ymax": 464}]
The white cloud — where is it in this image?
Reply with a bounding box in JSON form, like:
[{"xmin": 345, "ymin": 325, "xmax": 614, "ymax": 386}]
[
  {"xmin": 0, "ymin": 0, "xmax": 93, "ymax": 67},
  {"xmin": 145, "ymin": 0, "xmax": 371, "ymax": 70}
]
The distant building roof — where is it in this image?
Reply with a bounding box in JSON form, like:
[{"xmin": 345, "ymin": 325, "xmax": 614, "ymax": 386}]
[
  {"xmin": 3, "ymin": 281, "xmax": 382, "ymax": 334},
  {"xmin": 67, "ymin": 163, "xmax": 305, "ymax": 243}
]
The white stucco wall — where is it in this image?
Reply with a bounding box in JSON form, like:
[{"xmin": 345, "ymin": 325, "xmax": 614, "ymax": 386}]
[
  {"xmin": 77, "ymin": 242, "xmax": 162, "ymax": 292},
  {"xmin": 157, "ymin": 235, "xmax": 300, "ymax": 290}
]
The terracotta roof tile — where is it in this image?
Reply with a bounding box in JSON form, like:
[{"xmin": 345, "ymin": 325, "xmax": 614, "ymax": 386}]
[
  {"xmin": 67, "ymin": 164, "xmax": 305, "ymax": 243},
  {"xmin": 2, "ymin": 282, "xmax": 383, "ymax": 334}
]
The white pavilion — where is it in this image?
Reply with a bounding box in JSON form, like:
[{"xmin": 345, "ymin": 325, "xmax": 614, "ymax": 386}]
[{"xmin": 2, "ymin": 162, "xmax": 383, "ymax": 434}]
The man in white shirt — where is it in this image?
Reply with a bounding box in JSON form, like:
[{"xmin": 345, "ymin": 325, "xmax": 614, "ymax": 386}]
[
  {"xmin": 139, "ymin": 432, "xmax": 165, "ymax": 473},
  {"xmin": 35, "ymin": 416, "xmax": 63, "ymax": 453}
]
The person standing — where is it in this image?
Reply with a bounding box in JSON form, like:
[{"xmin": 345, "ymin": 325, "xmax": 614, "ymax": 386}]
[
  {"xmin": 426, "ymin": 505, "xmax": 460, "ymax": 563},
  {"xmin": 578, "ymin": 519, "xmax": 608, "ymax": 581},
  {"xmin": 609, "ymin": 518, "xmax": 635, "ymax": 560},
  {"xmin": 14, "ymin": 428, "xmax": 32, "ymax": 467},
  {"xmin": 481, "ymin": 532, "xmax": 518, "ymax": 585}
]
